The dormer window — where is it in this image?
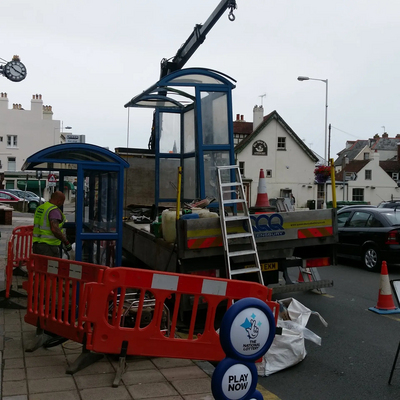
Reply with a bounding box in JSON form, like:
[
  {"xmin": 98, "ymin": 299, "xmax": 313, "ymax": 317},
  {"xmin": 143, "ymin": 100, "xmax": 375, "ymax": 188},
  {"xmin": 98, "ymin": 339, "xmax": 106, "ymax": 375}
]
[{"xmin": 392, "ymin": 172, "xmax": 399, "ymax": 181}]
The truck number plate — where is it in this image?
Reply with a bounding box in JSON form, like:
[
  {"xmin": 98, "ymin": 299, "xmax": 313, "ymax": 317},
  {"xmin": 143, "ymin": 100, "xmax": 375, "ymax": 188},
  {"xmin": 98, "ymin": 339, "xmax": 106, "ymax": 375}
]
[{"xmin": 245, "ymin": 262, "xmax": 278, "ymax": 272}]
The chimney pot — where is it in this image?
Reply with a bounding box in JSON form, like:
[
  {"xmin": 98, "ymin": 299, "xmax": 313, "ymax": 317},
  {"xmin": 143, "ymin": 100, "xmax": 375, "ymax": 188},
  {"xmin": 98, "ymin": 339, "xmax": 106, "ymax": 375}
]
[{"xmin": 236, "ymin": 114, "xmax": 240, "ymax": 121}]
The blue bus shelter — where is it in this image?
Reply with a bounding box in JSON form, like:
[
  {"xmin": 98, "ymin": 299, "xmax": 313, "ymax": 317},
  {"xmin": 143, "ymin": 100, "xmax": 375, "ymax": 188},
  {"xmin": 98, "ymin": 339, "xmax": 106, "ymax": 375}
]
[
  {"xmin": 22, "ymin": 143, "xmax": 129, "ymax": 266},
  {"xmin": 124, "ymin": 67, "xmax": 236, "ymax": 209}
]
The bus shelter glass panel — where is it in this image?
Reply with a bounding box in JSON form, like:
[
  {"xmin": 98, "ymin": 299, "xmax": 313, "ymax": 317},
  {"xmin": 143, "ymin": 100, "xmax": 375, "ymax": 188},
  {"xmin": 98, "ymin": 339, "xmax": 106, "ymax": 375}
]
[
  {"xmin": 83, "ymin": 171, "xmax": 118, "ymax": 233},
  {"xmin": 203, "ymin": 151, "xmax": 230, "ymax": 199},
  {"xmin": 183, "ymin": 109, "xmax": 195, "ymax": 153},
  {"xmin": 201, "ymin": 91, "xmax": 229, "ymax": 145},
  {"xmin": 159, "ymin": 112, "xmax": 181, "ymax": 154},
  {"xmin": 183, "ymin": 157, "xmax": 196, "ymax": 200},
  {"xmin": 159, "ymin": 158, "xmax": 181, "ymax": 200}
]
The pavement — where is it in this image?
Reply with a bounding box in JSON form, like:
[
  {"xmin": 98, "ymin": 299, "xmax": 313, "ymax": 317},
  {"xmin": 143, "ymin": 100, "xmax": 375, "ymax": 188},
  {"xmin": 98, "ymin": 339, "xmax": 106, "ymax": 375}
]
[{"xmin": 0, "ymin": 209, "xmax": 280, "ymax": 400}]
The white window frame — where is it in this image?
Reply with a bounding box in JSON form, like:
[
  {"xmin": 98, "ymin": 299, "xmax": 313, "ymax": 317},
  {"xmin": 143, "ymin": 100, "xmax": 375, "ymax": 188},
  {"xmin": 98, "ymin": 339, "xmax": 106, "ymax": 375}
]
[
  {"xmin": 7, "ymin": 135, "xmax": 18, "ymax": 148},
  {"xmin": 266, "ymin": 169, "xmax": 272, "ymax": 178},
  {"xmin": 392, "ymin": 172, "xmax": 399, "ymax": 181},
  {"xmin": 238, "ymin": 161, "xmax": 245, "ymax": 176},
  {"xmin": 7, "ymin": 157, "xmax": 16, "ymax": 172},
  {"xmin": 277, "ymin": 137, "xmax": 286, "ymax": 150}
]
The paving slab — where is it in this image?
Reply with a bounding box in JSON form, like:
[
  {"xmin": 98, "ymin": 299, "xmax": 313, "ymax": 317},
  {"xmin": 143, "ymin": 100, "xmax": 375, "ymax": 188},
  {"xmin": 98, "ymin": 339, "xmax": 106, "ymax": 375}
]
[
  {"xmin": 160, "ymin": 365, "xmax": 208, "ymax": 381},
  {"xmin": 74, "ymin": 372, "xmax": 116, "ymax": 389},
  {"xmin": 27, "ymin": 376, "xmax": 76, "ymax": 394},
  {"xmin": 122, "ymin": 369, "xmax": 167, "ymax": 386},
  {"xmin": 80, "ymin": 386, "xmax": 132, "ymax": 400},
  {"xmin": 29, "ymin": 392, "xmax": 80, "ymax": 400},
  {"xmin": 172, "ymin": 378, "xmax": 213, "ymax": 396},
  {"xmin": 3, "ymin": 367, "xmax": 26, "ymax": 381},
  {"xmin": 127, "ymin": 381, "xmax": 180, "ymax": 399},
  {"xmin": 2, "ymin": 379, "xmax": 28, "ymax": 396}
]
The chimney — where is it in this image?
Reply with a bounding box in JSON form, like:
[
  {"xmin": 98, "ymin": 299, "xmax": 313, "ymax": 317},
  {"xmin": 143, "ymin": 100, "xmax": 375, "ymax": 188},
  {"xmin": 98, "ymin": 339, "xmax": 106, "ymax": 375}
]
[
  {"xmin": 31, "ymin": 93, "xmax": 43, "ymax": 115},
  {"xmin": 373, "ymin": 149, "xmax": 380, "ymax": 164},
  {"xmin": 0, "ymin": 92, "xmax": 9, "ymax": 110},
  {"xmin": 382, "ymin": 132, "xmax": 388, "ymax": 138},
  {"xmin": 43, "ymin": 104, "xmax": 53, "ymax": 120},
  {"xmin": 236, "ymin": 113, "xmax": 240, "ymax": 121},
  {"xmin": 397, "ymin": 143, "xmax": 400, "ymax": 161},
  {"xmin": 253, "ymin": 105, "xmax": 264, "ymax": 131},
  {"xmin": 241, "ymin": 115, "xmax": 244, "ymax": 121}
]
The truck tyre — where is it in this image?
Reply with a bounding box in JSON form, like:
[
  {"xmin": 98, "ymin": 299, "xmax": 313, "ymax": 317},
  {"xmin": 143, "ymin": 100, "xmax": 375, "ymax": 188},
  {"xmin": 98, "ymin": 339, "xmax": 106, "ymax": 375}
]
[{"xmin": 363, "ymin": 245, "xmax": 381, "ymax": 272}]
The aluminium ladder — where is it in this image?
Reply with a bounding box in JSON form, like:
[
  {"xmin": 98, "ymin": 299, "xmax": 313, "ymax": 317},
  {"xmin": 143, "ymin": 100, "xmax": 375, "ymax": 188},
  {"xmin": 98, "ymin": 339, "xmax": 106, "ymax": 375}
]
[{"xmin": 216, "ymin": 165, "xmax": 264, "ymax": 285}]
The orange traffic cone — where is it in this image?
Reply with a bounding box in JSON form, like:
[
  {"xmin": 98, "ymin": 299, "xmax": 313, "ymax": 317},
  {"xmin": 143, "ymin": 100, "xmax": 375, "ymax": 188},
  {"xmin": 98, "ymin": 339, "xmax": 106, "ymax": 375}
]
[
  {"xmin": 254, "ymin": 169, "xmax": 270, "ymax": 208},
  {"xmin": 369, "ymin": 261, "xmax": 400, "ymax": 315}
]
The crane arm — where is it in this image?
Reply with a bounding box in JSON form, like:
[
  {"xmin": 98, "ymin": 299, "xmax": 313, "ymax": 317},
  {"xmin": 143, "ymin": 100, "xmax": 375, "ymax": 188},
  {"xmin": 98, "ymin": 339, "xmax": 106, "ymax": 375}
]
[{"xmin": 160, "ymin": 0, "xmax": 237, "ymax": 78}]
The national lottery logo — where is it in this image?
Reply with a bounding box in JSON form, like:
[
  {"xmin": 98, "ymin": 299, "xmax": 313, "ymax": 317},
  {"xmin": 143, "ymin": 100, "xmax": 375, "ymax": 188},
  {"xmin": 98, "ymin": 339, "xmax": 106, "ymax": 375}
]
[{"xmin": 240, "ymin": 313, "xmax": 261, "ymax": 340}]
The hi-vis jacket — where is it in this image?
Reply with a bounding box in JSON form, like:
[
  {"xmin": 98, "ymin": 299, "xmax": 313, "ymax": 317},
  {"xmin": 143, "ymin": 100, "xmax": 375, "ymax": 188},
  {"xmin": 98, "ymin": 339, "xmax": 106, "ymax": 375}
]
[{"xmin": 33, "ymin": 202, "xmax": 66, "ymax": 246}]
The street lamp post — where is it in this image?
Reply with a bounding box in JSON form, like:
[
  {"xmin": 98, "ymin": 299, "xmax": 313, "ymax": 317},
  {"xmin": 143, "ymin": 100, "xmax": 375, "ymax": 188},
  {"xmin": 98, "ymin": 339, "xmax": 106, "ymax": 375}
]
[
  {"xmin": 298, "ymin": 75, "xmax": 329, "ymax": 209},
  {"xmin": 297, "ymin": 76, "xmax": 328, "ymax": 165}
]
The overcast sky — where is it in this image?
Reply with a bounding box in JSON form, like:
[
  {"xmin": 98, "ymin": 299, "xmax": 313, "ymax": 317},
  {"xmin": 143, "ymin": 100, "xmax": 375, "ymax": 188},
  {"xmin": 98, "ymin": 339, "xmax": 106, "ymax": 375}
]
[{"xmin": 2, "ymin": 0, "xmax": 400, "ymax": 161}]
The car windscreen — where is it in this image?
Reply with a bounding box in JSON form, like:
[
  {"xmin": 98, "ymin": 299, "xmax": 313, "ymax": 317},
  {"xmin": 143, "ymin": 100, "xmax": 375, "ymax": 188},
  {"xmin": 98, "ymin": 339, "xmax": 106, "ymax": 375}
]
[{"xmin": 381, "ymin": 211, "xmax": 400, "ymax": 225}]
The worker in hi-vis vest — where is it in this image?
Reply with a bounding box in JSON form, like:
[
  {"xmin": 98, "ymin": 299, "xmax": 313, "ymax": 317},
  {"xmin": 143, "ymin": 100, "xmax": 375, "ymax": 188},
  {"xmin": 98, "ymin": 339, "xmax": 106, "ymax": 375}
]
[{"xmin": 32, "ymin": 191, "xmax": 72, "ymax": 258}]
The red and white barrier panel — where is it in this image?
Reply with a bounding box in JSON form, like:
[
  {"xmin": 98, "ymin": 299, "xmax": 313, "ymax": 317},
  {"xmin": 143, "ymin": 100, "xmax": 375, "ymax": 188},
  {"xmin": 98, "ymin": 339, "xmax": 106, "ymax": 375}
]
[
  {"xmin": 4, "ymin": 225, "xmax": 33, "ymax": 299},
  {"xmin": 24, "ymin": 254, "xmax": 108, "ymax": 343},
  {"xmin": 84, "ymin": 267, "xmax": 278, "ymax": 362}
]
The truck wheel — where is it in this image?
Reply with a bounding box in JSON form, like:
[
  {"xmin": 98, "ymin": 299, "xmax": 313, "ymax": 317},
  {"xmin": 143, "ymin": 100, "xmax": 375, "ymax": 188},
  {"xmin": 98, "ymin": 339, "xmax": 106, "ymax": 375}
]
[{"xmin": 363, "ymin": 245, "xmax": 381, "ymax": 272}]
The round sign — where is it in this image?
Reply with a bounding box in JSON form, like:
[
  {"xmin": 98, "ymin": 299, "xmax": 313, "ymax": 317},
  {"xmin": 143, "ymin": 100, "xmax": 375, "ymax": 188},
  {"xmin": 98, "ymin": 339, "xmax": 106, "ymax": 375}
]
[
  {"xmin": 219, "ymin": 298, "xmax": 276, "ymax": 362},
  {"xmin": 211, "ymin": 358, "xmax": 257, "ymax": 400},
  {"xmin": 248, "ymin": 390, "xmax": 264, "ymax": 400}
]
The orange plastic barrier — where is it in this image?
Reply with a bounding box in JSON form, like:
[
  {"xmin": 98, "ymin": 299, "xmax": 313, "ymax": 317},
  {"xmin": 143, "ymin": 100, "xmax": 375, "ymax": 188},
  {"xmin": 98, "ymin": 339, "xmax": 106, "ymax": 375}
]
[
  {"xmin": 84, "ymin": 267, "xmax": 278, "ymax": 362},
  {"xmin": 24, "ymin": 254, "xmax": 108, "ymax": 343},
  {"xmin": 4, "ymin": 225, "xmax": 33, "ymax": 299}
]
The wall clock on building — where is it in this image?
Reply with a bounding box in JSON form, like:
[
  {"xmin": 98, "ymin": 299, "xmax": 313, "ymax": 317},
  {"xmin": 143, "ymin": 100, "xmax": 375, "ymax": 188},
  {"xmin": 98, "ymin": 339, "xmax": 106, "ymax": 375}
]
[{"xmin": 4, "ymin": 59, "xmax": 27, "ymax": 82}]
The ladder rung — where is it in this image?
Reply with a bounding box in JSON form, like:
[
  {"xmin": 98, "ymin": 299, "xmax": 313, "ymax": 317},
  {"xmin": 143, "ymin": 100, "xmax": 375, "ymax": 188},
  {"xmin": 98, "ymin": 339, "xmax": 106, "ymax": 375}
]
[
  {"xmin": 217, "ymin": 166, "xmax": 240, "ymax": 170},
  {"xmin": 225, "ymin": 215, "xmax": 249, "ymax": 222},
  {"xmin": 228, "ymin": 250, "xmax": 257, "ymax": 257},
  {"xmin": 227, "ymin": 233, "xmax": 253, "ymax": 239},
  {"xmin": 221, "ymin": 182, "xmax": 240, "ymax": 187},
  {"xmin": 231, "ymin": 267, "xmax": 261, "ymax": 275},
  {"xmin": 223, "ymin": 199, "xmax": 246, "ymax": 204}
]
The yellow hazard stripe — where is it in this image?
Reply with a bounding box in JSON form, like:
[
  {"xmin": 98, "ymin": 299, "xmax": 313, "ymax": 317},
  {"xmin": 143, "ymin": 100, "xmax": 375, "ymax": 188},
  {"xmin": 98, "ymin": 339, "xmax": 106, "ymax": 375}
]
[{"xmin": 283, "ymin": 219, "xmax": 332, "ymax": 229}]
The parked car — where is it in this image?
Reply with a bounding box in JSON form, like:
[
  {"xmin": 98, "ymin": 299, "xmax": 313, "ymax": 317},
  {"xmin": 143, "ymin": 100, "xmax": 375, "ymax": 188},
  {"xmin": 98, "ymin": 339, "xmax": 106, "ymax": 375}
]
[
  {"xmin": 377, "ymin": 200, "xmax": 400, "ymax": 209},
  {"xmin": 1, "ymin": 190, "xmax": 40, "ymax": 213},
  {"xmin": 3, "ymin": 189, "xmax": 44, "ymax": 212},
  {"xmin": 337, "ymin": 207, "xmax": 400, "ymax": 271},
  {"xmin": 0, "ymin": 190, "xmax": 29, "ymax": 211}
]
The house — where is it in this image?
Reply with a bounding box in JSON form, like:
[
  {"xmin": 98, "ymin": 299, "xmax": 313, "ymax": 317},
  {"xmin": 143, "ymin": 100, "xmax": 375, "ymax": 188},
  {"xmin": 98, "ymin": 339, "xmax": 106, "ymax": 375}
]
[
  {"xmin": 0, "ymin": 92, "xmax": 74, "ymax": 199},
  {"xmin": 234, "ymin": 106, "xmax": 319, "ymax": 208},
  {"xmin": 335, "ymin": 133, "xmax": 400, "ymax": 172},
  {"xmin": 331, "ymin": 151, "xmax": 400, "ymax": 205}
]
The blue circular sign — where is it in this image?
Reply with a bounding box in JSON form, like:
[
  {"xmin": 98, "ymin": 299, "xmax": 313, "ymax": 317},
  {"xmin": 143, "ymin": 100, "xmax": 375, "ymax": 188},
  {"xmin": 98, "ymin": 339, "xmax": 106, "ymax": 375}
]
[
  {"xmin": 219, "ymin": 297, "xmax": 276, "ymax": 362},
  {"xmin": 211, "ymin": 357, "xmax": 258, "ymax": 400}
]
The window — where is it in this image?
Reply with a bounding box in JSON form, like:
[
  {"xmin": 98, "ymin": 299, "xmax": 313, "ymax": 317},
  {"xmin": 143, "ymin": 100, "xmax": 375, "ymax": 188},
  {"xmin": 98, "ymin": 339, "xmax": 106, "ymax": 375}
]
[
  {"xmin": 364, "ymin": 153, "xmax": 369, "ymax": 160},
  {"xmin": 7, "ymin": 157, "xmax": 16, "ymax": 172},
  {"xmin": 266, "ymin": 169, "xmax": 272, "ymax": 178},
  {"xmin": 337, "ymin": 211, "xmax": 351, "ymax": 227},
  {"xmin": 392, "ymin": 173, "xmax": 399, "ymax": 181},
  {"xmin": 352, "ymin": 188, "xmax": 364, "ymax": 201},
  {"xmin": 348, "ymin": 211, "xmax": 370, "ymax": 227},
  {"xmin": 365, "ymin": 170, "xmax": 372, "ymax": 180},
  {"xmin": 277, "ymin": 137, "xmax": 286, "ymax": 150},
  {"xmin": 7, "ymin": 135, "xmax": 17, "ymax": 148},
  {"xmin": 239, "ymin": 161, "xmax": 245, "ymax": 176}
]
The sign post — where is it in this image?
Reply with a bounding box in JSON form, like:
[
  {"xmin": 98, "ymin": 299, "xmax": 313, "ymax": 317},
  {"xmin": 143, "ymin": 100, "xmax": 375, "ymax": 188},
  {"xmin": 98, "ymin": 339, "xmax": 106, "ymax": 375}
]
[{"xmin": 212, "ymin": 298, "xmax": 276, "ymax": 400}]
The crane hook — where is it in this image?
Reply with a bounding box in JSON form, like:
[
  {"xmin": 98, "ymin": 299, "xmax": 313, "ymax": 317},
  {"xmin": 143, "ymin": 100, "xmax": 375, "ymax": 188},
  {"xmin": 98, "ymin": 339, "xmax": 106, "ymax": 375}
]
[{"xmin": 228, "ymin": 1, "xmax": 237, "ymax": 21}]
